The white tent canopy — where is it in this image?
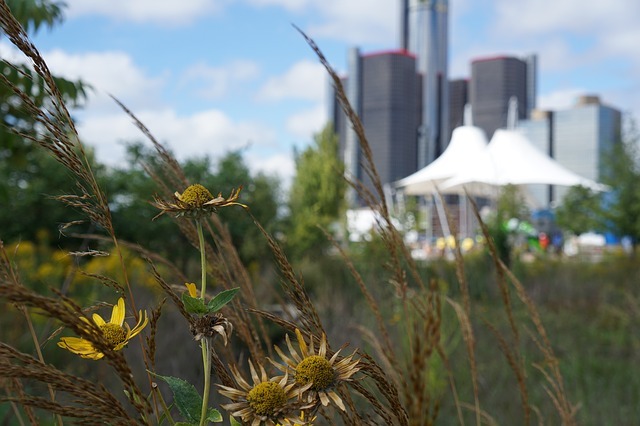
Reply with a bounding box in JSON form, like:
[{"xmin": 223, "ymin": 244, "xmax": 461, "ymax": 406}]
[
  {"xmin": 395, "ymin": 125, "xmax": 489, "ymax": 195},
  {"xmin": 441, "ymin": 129, "xmax": 608, "ymax": 194}
]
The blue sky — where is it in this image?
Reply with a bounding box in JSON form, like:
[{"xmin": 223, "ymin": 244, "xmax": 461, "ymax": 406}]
[{"xmin": 4, "ymin": 0, "xmax": 639, "ymax": 185}]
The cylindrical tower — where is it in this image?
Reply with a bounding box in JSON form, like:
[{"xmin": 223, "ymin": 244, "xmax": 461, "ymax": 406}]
[{"xmin": 407, "ymin": 0, "xmax": 449, "ymax": 168}]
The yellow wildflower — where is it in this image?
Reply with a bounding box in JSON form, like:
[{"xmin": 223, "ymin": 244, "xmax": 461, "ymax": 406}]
[
  {"xmin": 185, "ymin": 282, "xmax": 198, "ymax": 297},
  {"xmin": 58, "ymin": 298, "xmax": 148, "ymax": 360}
]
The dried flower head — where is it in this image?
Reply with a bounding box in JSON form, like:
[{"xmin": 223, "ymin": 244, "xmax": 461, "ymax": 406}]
[
  {"xmin": 218, "ymin": 361, "xmax": 311, "ymax": 426},
  {"xmin": 272, "ymin": 329, "xmax": 360, "ymax": 411},
  {"xmin": 152, "ymin": 184, "xmax": 247, "ymax": 219},
  {"xmin": 190, "ymin": 313, "xmax": 233, "ymax": 345},
  {"xmin": 58, "ymin": 298, "xmax": 148, "ymax": 360}
]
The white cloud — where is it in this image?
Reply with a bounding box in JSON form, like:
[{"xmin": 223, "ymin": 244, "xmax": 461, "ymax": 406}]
[
  {"xmin": 494, "ymin": 0, "xmax": 640, "ymax": 36},
  {"xmin": 246, "ymin": 0, "xmax": 310, "ymax": 12},
  {"xmin": 0, "ymin": 41, "xmax": 25, "ymax": 63},
  {"xmin": 64, "ymin": 0, "xmax": 225, "ymax": 25},
  {"xmin": 285, "ymin": 103, "xmax": 326, "ymax": 138},
  {"xmin": 76, "ymin": 108, "xmax": 277, "ymax": 166},
  {"xmin": 245, "ymin": 0, "xmax": 396, "ymax": 45},
  {"xmin": 43, "ymin": 49, "xmax": 165, "ymax": 112},
  {"xmin": 493, "ymin": 0, "xmax": 640, "ymax": 72},
  {"xmin": 180, "ymin": 60, "xmax": 260, "ymax": 100},
  {"xmin": 246, "ymin": 151, "xmax": 296, "ymax": 187},
  {"xmin": 537, "ymin": 88, "xmax": 587, "ymax": 111},
  {"xmin": 306, "ymin": 0, "xmax": 397, "ymax": 44},
  {"xmin": 257, "ymin": 60, "xmax": 326, "ymax": 102}
]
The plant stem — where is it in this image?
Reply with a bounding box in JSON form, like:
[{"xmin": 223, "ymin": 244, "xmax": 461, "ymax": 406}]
[
  {"xmin": 153, "ymin": 384, "xmax": 176, "ymax": 425},
  {"xmin": 197, "ymin": 220, "xmax": 207, "ymax": 299},
  {"xmin": 199, "ymin": 338, "xmax": 212, "ymax": 426},
  {"xmin": 196, "ymin": 219, "xmax": 211, "ymax": 426}
]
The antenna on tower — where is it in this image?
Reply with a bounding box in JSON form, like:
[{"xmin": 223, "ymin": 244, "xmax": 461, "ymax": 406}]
[
  {"xmin": 507, "ymin": 96, "xmax": 519, "ymax": 129},
  {"xmin": 463, "ymin": 103, "xmax": 472, "ymax": 126}
]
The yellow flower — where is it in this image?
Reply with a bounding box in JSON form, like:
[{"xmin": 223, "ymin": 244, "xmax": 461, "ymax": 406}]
[
  {"xmin": 272, "ymin": 329, "xmax": 360, "ymax": 411},
  {"xmin": 58, "ymin": 298, "xmax": 148, "ymax": 360},
  {"xmin": 152, "ymin": 184, "xmax": 247, "ymax": 219},
  {"xmin": 218, "ymin": 361, "xmax": 312, "ymax": 426},
  {"xmin": 185, "ymin": 282, "xmax": 198, "ymax": 297}
]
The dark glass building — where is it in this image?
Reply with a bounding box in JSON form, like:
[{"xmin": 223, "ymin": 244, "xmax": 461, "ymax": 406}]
[
  {"xmin": 334, "ymin": 50, "xmax": 422, "ymax": 204},
  {"xmin": 448, "ymin": 78, "xmax": 469, "ymax": 133},
  {"xmin": 470, "ymin": 55, "xmax": 534, "ymax": 138}
]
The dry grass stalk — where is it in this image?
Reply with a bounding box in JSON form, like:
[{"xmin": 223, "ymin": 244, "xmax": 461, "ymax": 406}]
[
  {"xmin": 298, "ymin": 25, "xmax": 451, "ymax": 425},
  {"xmin": 434, "ymin": 192, "xmax": 483, "ymax": 426},
  {"xmin": 0, "ymin": 343, "xmax": 136, "ymax": 424},
  {"xmin": 249, "ymin": 212, "xmax": 325, "ymax": 336},
  {"xmin": 323, "ymin": 229, "xmax": 396, "ymax": 371},
  {"xmin": 144, "ymin": 298, "xmax": 165, "ymax": 371},
  {"xmin": 482, "ymin": 318, "xmax": 530, "ymax": 423},
  {"xmin": 0, "ymin": 1, "xmax": 111, "ymax": 237},
  {"xmin": 468, "ymin": 194, "xmax": 577, "ymax": 424}
]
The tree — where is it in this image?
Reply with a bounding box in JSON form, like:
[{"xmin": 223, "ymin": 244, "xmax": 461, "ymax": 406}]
[
  {"xmin": 287, "ymin": 124, "xmax": 346, "ymax": 257},
  {"xmin": 0, "ymin": 0, "xmax": 88, "ymax": 244},
  {"xmin": 199, "ymin": 150, "xmax": 282, "ymax": 266},
  {"xmin": 1, "ymin": 0, "xmax": 87, "ymax": 165},
  {"xmin": 555, "ymin": 116, "xmax": 640, "ymax": 249},
  {"xmin": 555, "ymin": 185, "xmax": 603, "ymax": 235},
  {"xmin": 484, "ymin": 185, "xmax": 530, "ymax": 266},
  {"xmin": 599, "ymin": 117, "xmax": 640, "ymax": 246}
]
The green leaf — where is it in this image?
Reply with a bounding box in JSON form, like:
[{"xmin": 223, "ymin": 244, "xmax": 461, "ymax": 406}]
[
  {"xmin": 149, "ymin": 372, "xmax": 202, "ymax": 424},
  {"xmin": 230, "ymin": 416, "xmax": 242, "ymax": 426},
  {"xmin": 182, "ymin": 293, "xmax": 208, "ymax": 314},
  {"xmin": 206, "ymin": 288, "xmax": 240, "ymax": 313},
  {"xmin": 206, "ymin": 408, "xmax": 222, "ymax": 423}
]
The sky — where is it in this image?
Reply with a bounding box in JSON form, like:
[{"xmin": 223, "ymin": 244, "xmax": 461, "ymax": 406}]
[{"xmin": 4, "ymin": 0, "xmax": 640, "ymax": 186}]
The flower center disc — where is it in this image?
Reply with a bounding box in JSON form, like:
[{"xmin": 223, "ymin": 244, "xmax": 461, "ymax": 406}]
[
  {"xmin": 247, "ymin": 382, "xmax": 287, "ymax": 416},
  {"xmin": 180, "ymin": 184, "xmax": 213, "ymax": 207},
  {"xmin": 296, "ymin": 355, "xmax": 335, "ymax": 391},
  {"xmin": 100, "ymin": 323, "xmax": 127, "ymax": 347}
]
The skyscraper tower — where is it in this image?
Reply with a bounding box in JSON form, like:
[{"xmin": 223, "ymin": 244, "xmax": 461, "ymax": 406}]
[
  {"xmin": 470, "ymin": 55, "xmax": 537, "ymax": 139},
  {"xmin": 405, "ymin": 0, "xmax": 450, "ymax": 168}
]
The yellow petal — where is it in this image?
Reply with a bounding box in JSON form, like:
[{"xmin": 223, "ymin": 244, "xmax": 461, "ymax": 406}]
[
  {"xmin": 110, "ymin": 298, "xmax": 125, "ymax": 326},
  {"xmin": 92, "ymin": 313, "xmax": 106, "ymax": 326},
  {"xmin": 83, "ymin": 352, "xmax": 105, "ymax": 360},
  {"xmin": 318, "ymin": 334, "xmax": 327, "ymax": 357},
  {"xmin": 248, "ymin": 360, "xmax": 260, "ymax": 384},
  {"xmin": 295, "ymin": 329, "xmax": 308, "ymax": 356},
  {"xmin": 327, "ymin": 390, "xmax": 346, "ymax": 411},
  {"xmin": 185, "ymin": 282, "xmax": 198, "ymax": 298},
  {"xmin": 128, "ymin": 310, "xmax": 149, "ymax": 339},
  {"xmin": 58, "ymin": 337, "xmax": 103, "ymax": 359},
  {"xmin": 58, "ymin": 336, "xmax": 93, "ymax": 351},
  {"xmin": 318, "ymin": 391, "xmax": 331, "ymax": 407}
]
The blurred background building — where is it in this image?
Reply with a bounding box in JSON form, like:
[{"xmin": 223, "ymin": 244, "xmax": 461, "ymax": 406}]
[
  {"xmin": 519, "ymin": 96, "xmax": 622, "ymax": 207},
  {"xmin": 470, "ymin": 55, "xmax": 537, "ymax": 138},
  {"xmin": 333, "ymin": 0, "xmax": 621, "ymax": 215}
]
